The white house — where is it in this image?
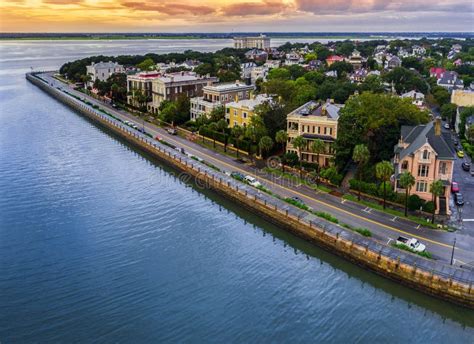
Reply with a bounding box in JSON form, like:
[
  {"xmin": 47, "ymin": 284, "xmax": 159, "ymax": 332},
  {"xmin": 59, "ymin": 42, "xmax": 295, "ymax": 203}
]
[{"xmin": 86, "ymin": 61, "xmax": 124, "ymax": 87}]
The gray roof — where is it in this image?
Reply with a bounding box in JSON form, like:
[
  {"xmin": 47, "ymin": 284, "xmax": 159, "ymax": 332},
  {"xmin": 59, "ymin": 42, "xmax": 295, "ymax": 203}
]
[{"xmin": 398, "ymin": 122, "xmax": 454, "ymax": 160}]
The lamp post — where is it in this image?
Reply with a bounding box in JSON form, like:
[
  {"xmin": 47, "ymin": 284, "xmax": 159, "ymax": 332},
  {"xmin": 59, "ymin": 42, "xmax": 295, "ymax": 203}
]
[{"xmin": 450, "ymin": 238, "xmax": 456, "ymax": 265}]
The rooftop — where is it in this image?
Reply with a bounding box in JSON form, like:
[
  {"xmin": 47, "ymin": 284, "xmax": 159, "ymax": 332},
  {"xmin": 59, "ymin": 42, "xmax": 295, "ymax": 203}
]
[
  {"xmin": 226, "ymin": 94, "xmax": 272, "ymax": 110},
  {"xmin": 204, "ymin": 82, "xmax": 254, "ymax": 93},
  {"xmin": 289, "ymin": 100, "xmax": 343, "ymax": 120}
]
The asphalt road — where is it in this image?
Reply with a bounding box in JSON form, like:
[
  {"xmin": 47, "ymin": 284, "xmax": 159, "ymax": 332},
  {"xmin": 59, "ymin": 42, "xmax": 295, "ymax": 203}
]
[{"xmin": 42, "ymin": 72, "xmax": 474, "ymax": 267}]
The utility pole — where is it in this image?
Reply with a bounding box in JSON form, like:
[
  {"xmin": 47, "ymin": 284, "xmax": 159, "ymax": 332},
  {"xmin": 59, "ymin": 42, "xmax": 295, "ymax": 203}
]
[{"xmin": 450, "ymin": 238, "xmax": 456, "ymax": 265}]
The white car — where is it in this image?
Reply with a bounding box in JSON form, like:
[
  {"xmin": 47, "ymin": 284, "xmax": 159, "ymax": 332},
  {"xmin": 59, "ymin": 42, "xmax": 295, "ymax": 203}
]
[
  {"xmin": 444, "ymin": 123, "xmax": 450, "ymax": 129},
  {"xmin": 244, "ymin": 175, "xmax": 261, "ymax": 188}
]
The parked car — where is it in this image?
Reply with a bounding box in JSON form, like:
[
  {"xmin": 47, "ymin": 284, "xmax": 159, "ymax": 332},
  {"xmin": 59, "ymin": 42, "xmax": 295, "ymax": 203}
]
[
  {"xmin": 451, "ymin": 182, "xmax": 460, "ymax": 193},
  {"xmin": 461, "ymin": 162, "xmax": 471, "ymax": 171},
  {"xmin": 457, "ymin": 150, "xmax": 465, "ymax": 158},
  {"xmin": 244, "ymin": 175, "xmax": 262, "ymax": 188},
  {"xmin": 444, "ymin": 123, "xmax": 450, "ymax": 129},
  {"xmin": 167, "ymin": 128, "xmax": 178, "ymax": 135},
  {"xmin": 453, "ymin": 139, "xmax": 459, "ymax": 146},
  {"xmin": 396, "ymin": 236, "xmax": 426, "ymax": 252},
  {"xmin": 231, "ymin": 171, "xmax": 245, "ymax": 181},
  {"xmin": 455, "ymin": 193, "xmax": 465, "ymax": 206},
  {"xmin": 291, "ymin": 196, "xmax": 304, "ymax": 204},
  {"xmin": 471, "ymin": 169, "xmax": 474, "ymax": 177}
]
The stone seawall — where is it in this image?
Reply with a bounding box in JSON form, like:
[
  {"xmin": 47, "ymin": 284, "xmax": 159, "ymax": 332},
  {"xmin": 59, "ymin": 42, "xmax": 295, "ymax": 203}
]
[{"xmin": 27, "ymin": 73, "xmax": 474, "ymax": 309}]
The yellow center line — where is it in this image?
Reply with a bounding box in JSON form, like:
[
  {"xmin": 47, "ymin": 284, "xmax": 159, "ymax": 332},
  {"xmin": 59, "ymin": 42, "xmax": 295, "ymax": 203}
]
[
  {"xmin": 60, "ymin": 79, "xmax": 454, "ymax": 252},
  {"xmin": 145, "ymin": 128, "xmax": 455, "ymax": 250}
]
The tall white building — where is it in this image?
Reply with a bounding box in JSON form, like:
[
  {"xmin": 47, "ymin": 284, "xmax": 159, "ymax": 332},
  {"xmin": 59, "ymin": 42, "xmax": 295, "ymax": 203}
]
[
  {"xmin": 86, "ymin": 61, "xmax": 124, "ymax": 87},
  {"xmin": 233, "ymin": 34, "xmax": 270, "ymax": 50}
]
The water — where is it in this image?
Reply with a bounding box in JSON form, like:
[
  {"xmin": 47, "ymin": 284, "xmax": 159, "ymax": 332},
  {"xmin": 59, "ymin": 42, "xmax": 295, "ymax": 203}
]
[{"xmin": 1, "ymin": 39, "xmax": 473, "ymax": 342}]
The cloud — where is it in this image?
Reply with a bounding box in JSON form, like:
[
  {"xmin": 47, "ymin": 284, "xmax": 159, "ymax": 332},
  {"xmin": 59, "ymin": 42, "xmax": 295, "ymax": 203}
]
[
  {"xmin": 42, "ymin": 0, "xmax": 83, "ymax": 4},
  {"xmin": 121, "ymin": 2, "xmax": 216, "ymax": 16},
  {"xmin": 294, "ymin": 0, "xmax": 472, "ymax": 14},
  {"xmin": 222, "ymin": 0, "xmax": 290, "ymax": 16}
]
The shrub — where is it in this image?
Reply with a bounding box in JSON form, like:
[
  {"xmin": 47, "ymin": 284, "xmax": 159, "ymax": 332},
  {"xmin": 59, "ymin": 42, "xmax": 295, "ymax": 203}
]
[
  {"xmin": 355, "ymin": 227, "xmax": 372, "ymax": 237},
  {"xmin": 320, "ymin": 167, "xmax": 343, "ymax": 186},
  {"xmin": 423, "ymin": 201, "xmax": 435, "ymax": 213},
  {"xmin": 349, "ymin": 179, "xmax": 378, "ymax": 195},
  {"xmin": 285, "ymin": 198, "xmax": 310, "ymax": 211},
  {"xmin": 407, "ymin": 194, "xmax": 424, "ymax": 211},
  {"xmin": 315, "ymin": 211, "xmax": 339, "ymax": 223}
]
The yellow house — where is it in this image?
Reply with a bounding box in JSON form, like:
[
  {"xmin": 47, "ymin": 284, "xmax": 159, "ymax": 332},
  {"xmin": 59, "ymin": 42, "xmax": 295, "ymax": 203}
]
[{"xmin": 225, "ymin": 94, "xmax": 272, "ymax": 128}]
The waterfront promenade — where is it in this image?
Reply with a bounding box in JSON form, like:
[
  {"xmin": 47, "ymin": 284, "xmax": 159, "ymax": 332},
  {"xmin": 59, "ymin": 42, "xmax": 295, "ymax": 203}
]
[
  {"xmin": 27, "ymin": 72, "xmax": 474, "ymax": 308},
  {"xmin": 40, "ymin": 72, "xmax": 474, "ymax": 267}
]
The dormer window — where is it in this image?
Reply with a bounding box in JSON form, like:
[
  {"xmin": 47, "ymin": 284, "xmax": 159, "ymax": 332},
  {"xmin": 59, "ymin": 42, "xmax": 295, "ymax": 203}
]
[
  {"xmin": 422, "ymin": 150, "xmax": 430, "ymax": 160},
  {"xmin": 401, "ymin": 161, "xmax": 408, "ymax": 170}
]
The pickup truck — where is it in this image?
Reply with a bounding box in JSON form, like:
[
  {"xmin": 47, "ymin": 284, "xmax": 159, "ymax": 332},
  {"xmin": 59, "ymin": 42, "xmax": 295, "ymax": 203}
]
[{"xmin": 396, "ymin": 236, "xmax": 426, "ymax": 253}]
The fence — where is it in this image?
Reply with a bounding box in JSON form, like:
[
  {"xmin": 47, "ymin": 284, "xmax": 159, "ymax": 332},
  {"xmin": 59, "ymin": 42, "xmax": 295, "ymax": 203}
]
[{"xmin": 27, "ymin": 72, "xmax": 474, "ymax": 308}]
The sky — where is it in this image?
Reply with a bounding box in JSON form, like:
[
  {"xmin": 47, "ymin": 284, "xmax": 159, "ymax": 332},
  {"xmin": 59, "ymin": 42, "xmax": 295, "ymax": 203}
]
[{"xmin": 0, "ymin": 0, "xmax": 473, "ymax": 33}]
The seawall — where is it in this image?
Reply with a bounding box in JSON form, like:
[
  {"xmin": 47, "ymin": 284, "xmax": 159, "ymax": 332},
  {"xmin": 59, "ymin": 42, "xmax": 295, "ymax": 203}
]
[{"xmin": 27, "ymin": 73, "xmax": 474, "ymax": 309}]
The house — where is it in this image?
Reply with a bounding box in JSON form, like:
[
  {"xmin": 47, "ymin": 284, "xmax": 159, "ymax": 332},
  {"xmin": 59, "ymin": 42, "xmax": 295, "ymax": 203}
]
[
  {"xmin": 267, "ymin": 48, "xmax": 283, "ymax": 59},
  {"xmin": 401, "ymin": 90, "xmax": 425, "ymax": 108},
  {"xmin": 190, "ymin": 82, "xmax": 254, "ymax": 121},
  {"xmin": 264, "ymin": 60, "xmax": 281, "ymax": 69},
  {"xmin": 349, "ymin": 68, "xmax": 368, "ymax": 83},
  {"xmin": 250, "ymin": 66, "xmax": 269, "ymax": 84},
  {"xmin": 286, "ymin": 100, "xmax": 343, "ymax": 167},
  {"xmin": 241, "ymin": 62, "xmax": 257, "ymax": 81},
  {"xmin": 245, "ymin": 49, "xmax": 268, "ymax": 62},
  {"xmin": 225, "ymin": 94, "xmax": 272, "ymax": 128},
  {"xmin": 325, "ymin": 70, "xmax": 338, "ymax": 78},
  {"xmin": 86, "ymin": 61, "xmax": 124, "ymax": 87},
  {"xmin": 325, "ymin": 55, "xmax": 344, "ymax": 66},
  {"xmin": 233, "ymin": 34, "xmax": 270, "ymax": 50},
  {"xmin": 451, "ymin": 44, "xmax": 462, "ymax": 53},
  {"xmin": 430, "ymin": 67, "xmax": 446, "ymax": 79},
  {"xmin": 453, "ymin": 59, "xmax": 463, "ymax": 67},
  {"xmin": 285, "ymin": 52, "xmax": 303, "ymax": 66},
  {"xmin": 127, "ymin": 71, "xmax": 162, "ymax": 111},
  {"xmin": 393, "ymin": 118, "xmax": 454, "ymax": 215},
  {"xmin": 412, "ymin": 45, "xmax": 426, "ymax": 56},
  {"xmin": 150, "ymin": 72, "xmax": 218, "ymax": 113},
  {"xmin": 437, "ymin": 71, "xmax": 464, "ymax": 91},
  {"xmin": 305, "ymin": 60, "xmax": 322, "ymax": 70},
  {"xmin": 397, "ymin": 47, "xmax": 411, "ymax": 58},
  {"xmin": 347, "ymin": 49, "xmax": 364, "ymax": 69},
  {"xmin": 385, "ymin": 56, "xmax": 401, "ymax": 69},
  {"xmin": 451, "ymin": 89, "xmax": 474, "ymax": 107}
]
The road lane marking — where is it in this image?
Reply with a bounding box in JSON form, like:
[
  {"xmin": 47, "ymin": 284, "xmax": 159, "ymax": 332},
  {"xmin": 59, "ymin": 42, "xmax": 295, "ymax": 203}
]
[{"xmin": 51, "ymin": 77, "xmax": 458, "ymax": 252}]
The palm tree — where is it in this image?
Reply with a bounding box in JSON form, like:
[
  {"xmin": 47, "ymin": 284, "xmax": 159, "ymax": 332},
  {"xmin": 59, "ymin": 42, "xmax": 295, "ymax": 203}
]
[
  {"xmin": 259, "ymin": 136, "xmax": 274, "ymax": 158},
  {"xmin": 311, "ymin": 139, "xmax": 325, "ymax": 182},
  {"xmin": 375, "ymin": 161, "xmax": 394, "ymax": 209},
  {"xmin": 208, "ymin": 122, "xmax": 218, "ymax": 148},
  {"xmin": 216, "ymin": 119, "xmax": 228, "ymax": 152},
  {"xmin": 399, "ymin": 171, "xmax": 415, "ymax": 217},
  {"xmin": 352, "ymin": 144, "xmax": 370, "ymax": 201},
  {"xmin": 430, "ymin": 180, "xmax": 444, "ymax": 223},
  {"xmin": 292, "ymin": 135, "xmax": 306, "ymax": 177},
  {"xmin": 275, "ymin": 130, "xmax": 288, "ymax": 152},
  {"xmin": 231, "ymin": 126, "xmax": 244, "ymax": 158}
]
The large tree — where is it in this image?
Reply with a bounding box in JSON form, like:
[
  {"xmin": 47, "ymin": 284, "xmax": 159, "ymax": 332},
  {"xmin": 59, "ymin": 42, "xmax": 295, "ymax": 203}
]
[
  {"xmin": 430, "ymin": 180, "xmax": 444, "ymax": 223},
  {"xmin": 334, "ymin": 92, "xmax": 429, "ymax": 170}
]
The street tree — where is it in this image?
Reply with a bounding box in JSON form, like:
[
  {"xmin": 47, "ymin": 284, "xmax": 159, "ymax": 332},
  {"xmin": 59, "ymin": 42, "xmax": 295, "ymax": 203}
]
[
  {"xmin": 292, "ymin": 135, "xmax": 306, "ymax": 176},
  {"xmin": 353, "ymin": 144, "xmax": 370, "ymax": 201},
  {"xmin": 259, "ymin": 136, "xmax": 274, "ymax": 158},
  {"xmin": 310, "ymin": 139, "xmax": 325, "ymax": 182},
  {"xmin": 231, "ymin": 125, "xmax": 245, "ymax": 158},
  {"xmin": 399, "ymin": 171, "xmax": 416, "ymax": 217},
  {"xmin": 375, "ymin": 161, "xmax": 394, "ymax": 209},
  {"xmin": 275, "ymin": 130, "xmax": 288, "ymax": 152},
  {"xmin": 429, "ymin": 180, "xmax": 444, "ymax": 223}
]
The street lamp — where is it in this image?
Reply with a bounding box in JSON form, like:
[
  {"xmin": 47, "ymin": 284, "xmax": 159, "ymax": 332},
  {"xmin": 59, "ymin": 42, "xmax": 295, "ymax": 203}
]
[{"xmin": 450, "ymin": 237, "xmax": 456, "ymax": 265}]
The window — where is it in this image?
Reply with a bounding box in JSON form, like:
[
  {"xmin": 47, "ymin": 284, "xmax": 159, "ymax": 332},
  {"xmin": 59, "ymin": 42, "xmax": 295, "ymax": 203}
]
[
  {"xmin": 401, "ymin": 161, "xmax": 408, "ymax": 170},
  {"xmin": 317, "ymin": 127, "xmax": 321, "ymax": 134},
  {"xmin": 421, "ymin": 149, "xmax": 430, "ymax": 160},
  {"xmin": 439, "ymin": 162, "xmax": 447, "ymax": 175},
  {"xmin": 329, "ymin": 128, "xmax": 333, "ymax": 136},
  {"xmin": 418, "ymin": 164, "xmax": 429, "ymax": 177},
  {"xmin": 243, "ymin": 112, "xmax": 247, "ymax": 118},
  {"xmin": 416, "ymin": 181, "xmax": 428, "ymax": 192}
]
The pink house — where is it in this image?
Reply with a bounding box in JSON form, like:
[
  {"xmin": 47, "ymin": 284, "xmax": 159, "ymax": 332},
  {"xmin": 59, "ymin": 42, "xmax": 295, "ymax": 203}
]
[
  {"xmin": 393, "ymin": 118, "xmax": 454, "ymax": 215},
  {"xmin": 326, "ymin": 55, "xmax": 344, "ymax": 66},
  {"xmin": 429, "ymin": 67, "xmax": 446, "ymax": 80}
]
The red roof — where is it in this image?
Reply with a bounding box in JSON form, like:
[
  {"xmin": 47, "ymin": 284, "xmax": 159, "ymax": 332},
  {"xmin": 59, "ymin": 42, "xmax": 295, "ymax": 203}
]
[
  {"xmin": 429, "ymin": 67, "xmax": 446, "ymax": 79},
  {"xmin": 326, "ymin": 55, "xmax": 344, "ymax": 62}
]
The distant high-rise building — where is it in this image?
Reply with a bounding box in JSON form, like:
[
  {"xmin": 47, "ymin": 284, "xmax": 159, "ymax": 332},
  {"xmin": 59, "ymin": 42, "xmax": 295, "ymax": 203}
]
[{"xmin": 233, "ymin": 34, "xmax": 270, "ymax": 50}]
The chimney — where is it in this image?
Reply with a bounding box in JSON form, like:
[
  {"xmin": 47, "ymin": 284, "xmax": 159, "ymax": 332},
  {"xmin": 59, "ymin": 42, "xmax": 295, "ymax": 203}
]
[{"xmin": 434, "ymin": 116, "xmax": 441, "ymax": 136}]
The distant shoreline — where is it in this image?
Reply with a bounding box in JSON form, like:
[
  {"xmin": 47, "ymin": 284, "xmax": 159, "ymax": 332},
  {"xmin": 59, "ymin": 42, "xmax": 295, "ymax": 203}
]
[{"xmin": 1, "ymin": 32, "xmax": 472, "ymax": 42}]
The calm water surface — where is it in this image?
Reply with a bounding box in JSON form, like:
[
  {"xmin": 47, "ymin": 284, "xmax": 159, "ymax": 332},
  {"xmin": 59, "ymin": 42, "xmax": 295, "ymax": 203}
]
[{"xmin": 0, "ymin": 39, "xmax": 473, "ymax": 343}]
